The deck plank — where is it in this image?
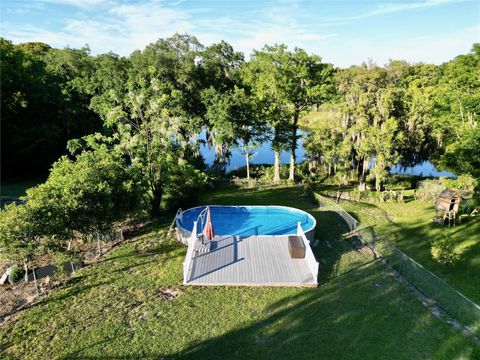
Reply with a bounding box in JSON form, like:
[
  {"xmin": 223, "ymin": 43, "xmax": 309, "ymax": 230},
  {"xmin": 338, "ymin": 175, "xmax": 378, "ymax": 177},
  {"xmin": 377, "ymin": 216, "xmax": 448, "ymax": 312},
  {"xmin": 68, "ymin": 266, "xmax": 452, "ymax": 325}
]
[{"xmin": 186, "ymin": 235, "xmax": 316, "ymax": 287}]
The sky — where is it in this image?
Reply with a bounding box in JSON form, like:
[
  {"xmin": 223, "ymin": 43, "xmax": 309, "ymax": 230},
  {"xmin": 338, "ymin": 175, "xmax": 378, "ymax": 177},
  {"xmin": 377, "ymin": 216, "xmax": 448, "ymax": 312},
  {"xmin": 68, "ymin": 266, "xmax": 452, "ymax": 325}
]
[{"xmin": 1, "ymin": 0, "xmax": 479, "ymax": 67}]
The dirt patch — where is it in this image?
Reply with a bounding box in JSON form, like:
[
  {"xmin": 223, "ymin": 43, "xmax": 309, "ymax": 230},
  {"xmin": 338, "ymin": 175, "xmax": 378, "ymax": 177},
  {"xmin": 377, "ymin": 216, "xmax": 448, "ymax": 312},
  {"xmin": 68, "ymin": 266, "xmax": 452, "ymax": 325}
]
[
  {"xmin": 156, "ymin": 287, "xmax": 181, "ymax": 301},
  {"xmin": 0, "ymin": 219, "xmax": 149, "ymax": 326},
  {"xmin": 0, "ymin": 276, "xmax": 61, "ymax": 325}
]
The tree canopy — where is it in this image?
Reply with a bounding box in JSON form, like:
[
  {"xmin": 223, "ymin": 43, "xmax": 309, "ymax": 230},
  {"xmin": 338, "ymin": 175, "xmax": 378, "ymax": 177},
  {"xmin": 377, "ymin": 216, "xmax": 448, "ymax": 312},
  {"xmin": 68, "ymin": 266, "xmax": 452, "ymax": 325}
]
[{"xmin": 1, "ymin": 35, "xmax": 479, "ymax": 268}]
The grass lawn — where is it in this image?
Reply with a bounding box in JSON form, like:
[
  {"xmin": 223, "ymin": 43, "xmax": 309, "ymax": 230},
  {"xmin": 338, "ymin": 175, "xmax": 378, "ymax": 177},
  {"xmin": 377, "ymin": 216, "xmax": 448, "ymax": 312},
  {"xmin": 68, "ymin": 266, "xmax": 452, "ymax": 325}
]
[
  {"xmin": 1, "ymin": 187, "xmax": 478, "ymax": 359},
  {"xmin": 339, "ymin": 195, "xmax": 480, "ymax": 304}
]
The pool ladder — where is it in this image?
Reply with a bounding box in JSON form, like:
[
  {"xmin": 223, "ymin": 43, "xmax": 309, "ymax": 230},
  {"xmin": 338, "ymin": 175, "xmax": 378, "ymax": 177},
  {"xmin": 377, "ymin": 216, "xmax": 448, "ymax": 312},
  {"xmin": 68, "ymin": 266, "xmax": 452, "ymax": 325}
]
[{"xmin": 169, "ymin": 208, "xmax": 183, "ymax": 233}]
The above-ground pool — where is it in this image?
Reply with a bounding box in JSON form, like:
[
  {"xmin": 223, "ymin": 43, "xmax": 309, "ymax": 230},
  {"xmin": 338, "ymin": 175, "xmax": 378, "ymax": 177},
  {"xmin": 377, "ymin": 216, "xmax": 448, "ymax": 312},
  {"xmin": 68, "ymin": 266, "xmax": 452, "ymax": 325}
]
[{"xmin": 176, "ymin": 205, "xmax": 316, "ymax": 241}]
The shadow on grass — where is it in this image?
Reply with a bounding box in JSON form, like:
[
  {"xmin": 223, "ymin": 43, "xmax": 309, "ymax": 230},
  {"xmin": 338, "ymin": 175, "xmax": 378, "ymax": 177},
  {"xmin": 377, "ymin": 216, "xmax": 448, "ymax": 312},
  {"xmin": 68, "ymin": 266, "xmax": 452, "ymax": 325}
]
[
  {"xmin": 337, "ymin": 197, "xmax": 480, "ymax": 303},
  {"xmin": 171, "ymin": 271, "xmax": 474, "ymax": 360},
  {"xmin": 59, "ymin": 263, "xmax": 475, "ymax": 359}
]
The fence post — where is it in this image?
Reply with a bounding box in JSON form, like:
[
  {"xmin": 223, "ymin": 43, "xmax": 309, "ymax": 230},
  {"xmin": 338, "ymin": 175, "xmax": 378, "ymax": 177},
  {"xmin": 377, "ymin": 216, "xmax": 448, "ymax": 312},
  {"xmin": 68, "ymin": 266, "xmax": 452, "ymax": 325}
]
[
  {"xmin": 33, "ymin": 268, "xmax": 39, "ymax": 295},
  {"xmin": 434, "ymin": 280, "xmax": 441, "ymax": 306},
  {"xmin": 399, "ymin": 253, "xmax": 405, "ymax": 275}
]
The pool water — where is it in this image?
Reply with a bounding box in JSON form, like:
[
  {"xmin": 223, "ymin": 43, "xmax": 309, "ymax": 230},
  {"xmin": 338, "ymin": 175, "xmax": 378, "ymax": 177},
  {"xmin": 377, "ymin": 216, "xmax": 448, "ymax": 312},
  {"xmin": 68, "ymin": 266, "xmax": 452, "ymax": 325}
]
[{"xmin": 177, "ymin": 205, "xmax": 316, "ymax": 237}]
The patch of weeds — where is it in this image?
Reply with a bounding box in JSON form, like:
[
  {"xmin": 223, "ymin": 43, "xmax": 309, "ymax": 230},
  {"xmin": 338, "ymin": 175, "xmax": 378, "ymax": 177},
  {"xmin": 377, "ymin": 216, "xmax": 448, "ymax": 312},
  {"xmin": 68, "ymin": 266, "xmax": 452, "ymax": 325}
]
[{"xmin": 431, "ymin": 235, "xmax": 461, "ymax": 265}]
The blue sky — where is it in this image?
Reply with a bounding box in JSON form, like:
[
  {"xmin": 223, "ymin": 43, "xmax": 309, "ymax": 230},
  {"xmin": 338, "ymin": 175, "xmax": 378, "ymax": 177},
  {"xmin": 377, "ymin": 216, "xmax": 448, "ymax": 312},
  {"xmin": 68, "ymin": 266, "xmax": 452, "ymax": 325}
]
[{"xmin": 1, "ymin": 0, "xmax": 479, "ymax": 67}]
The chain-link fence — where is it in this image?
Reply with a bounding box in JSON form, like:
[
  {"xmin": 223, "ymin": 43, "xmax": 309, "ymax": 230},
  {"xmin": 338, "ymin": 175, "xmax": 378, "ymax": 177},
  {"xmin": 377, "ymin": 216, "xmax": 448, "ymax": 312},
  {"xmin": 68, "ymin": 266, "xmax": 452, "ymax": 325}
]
[{"xmin": 314, "ymin": 192, "xmax": 480, "ymax": 334}]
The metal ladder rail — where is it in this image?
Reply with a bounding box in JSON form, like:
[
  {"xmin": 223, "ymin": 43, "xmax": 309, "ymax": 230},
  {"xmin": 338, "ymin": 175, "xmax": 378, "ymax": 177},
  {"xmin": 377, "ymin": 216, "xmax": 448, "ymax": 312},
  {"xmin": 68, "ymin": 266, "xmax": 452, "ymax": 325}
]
[{"xmin": 169, "ymin": 208, "xmax": 183, "ymax": 233}]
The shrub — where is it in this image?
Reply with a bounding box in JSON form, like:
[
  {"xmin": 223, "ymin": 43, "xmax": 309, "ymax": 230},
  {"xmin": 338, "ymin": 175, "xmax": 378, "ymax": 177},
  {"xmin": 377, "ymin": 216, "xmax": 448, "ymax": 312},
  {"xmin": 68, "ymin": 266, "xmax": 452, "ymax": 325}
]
[
  {"xmin": 162, "ymin": 160, "xmax": 207, "ymax": 211},
  {"xmin": 431, "ymin": 236, "xmax": 461, "ymax": 265},
  {"xmin": 460, "ymin": 199, "xmax": 477, "ymax": 215},
  {"xmin": 8, "ymin": 265, "xmax": 22, "ymax": 283},
  {"xmin": 441, "ymin": 174, "xmax": 478, "ymax": 192},
  {"xmin": 0, "ymin": 147, "xmax": 142, "ymax": 265},
  {"xmin": 414, "ymin": 179, "xmax": 444, "ymax": 201},
  {"xmin": 259, "ymin": 164, "xmax": 290, "ymax": 181},
  {"xmin": 0, "ymin": 203, "xmax": 39, "ymax": 264},
  {"xmin": 384, "ymin": 175, "xmax": 422, "ymax": 190},
  {"xmin": 25, "ymin": 147, "xmax": 142, "ymax": 237},
  {"xmin": 229, "ymin": 164, "xmax": 271, "ymax": 179}
]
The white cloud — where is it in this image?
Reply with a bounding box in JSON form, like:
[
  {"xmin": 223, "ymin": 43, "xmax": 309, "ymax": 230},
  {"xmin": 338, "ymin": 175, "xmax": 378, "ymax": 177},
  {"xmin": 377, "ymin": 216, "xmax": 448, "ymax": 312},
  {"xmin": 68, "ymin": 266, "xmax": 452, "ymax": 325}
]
[
  {"xmin": 34, "ymin": 0, "xmax": 111, "ymax": 8},
  {"xmin": 3, "ymin": 0, "xmax": 196, "ymax": 54},
  {"xmin": 367, "ymin": 0, "xmax": 458, "ymax": 16},
  {"xmin": 329, "ymin": 0, "xmax": 464, "ymax": 22},
  {"xmin": 2, "ymin": 0, "xmax": 334, "ymax": 57},
  {"xmin": 1, "ymin": 0, "xmax": 476, "ymax": 66}
]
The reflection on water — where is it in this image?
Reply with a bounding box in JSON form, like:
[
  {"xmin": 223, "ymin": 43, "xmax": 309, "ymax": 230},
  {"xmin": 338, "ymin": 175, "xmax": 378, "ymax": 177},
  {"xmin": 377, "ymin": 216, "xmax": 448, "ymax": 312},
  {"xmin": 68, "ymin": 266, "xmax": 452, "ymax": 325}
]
[
  {"xmin": 199, "ymin": 130, "xmax": 306, "ymax": 172},
  {"xmin": 390, "ymin": 162, "xmax": 454, "ymax": 178},
  {"xmin": 198, "ymin": 130, "xmax": 454, "ymax": 177}
]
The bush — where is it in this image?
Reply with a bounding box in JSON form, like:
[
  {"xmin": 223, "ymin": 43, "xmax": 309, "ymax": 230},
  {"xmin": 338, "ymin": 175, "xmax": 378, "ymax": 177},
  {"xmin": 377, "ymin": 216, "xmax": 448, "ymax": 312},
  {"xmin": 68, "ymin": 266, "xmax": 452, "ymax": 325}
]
[
  {"xmin": 8, "ymin": 265, "xmax": 22, "ymax": 283},
  {"xmin": 25, "ymin": 147, "xmax": 142, "ymax": 237},
  {"xmin": 162, "ymin": 159, "xmax": 208, "ymax": 211},
  {"xmin": 431, "ymin": 236, "xmax": 461, "ymax": 265},
  {"xmin": 460, "ymin": 199, "xmax": 478, "ymax": 215},
  {"xmin": 384, "ymin": 175, "xmax": 423, "ymax": 190},
  {"xmin": 441, "ymin": 174, "xmax": 478, "ymax": 192},
  {"xmin": 0, "ymin": 147, "xmax": 142, "ymax": 264},
  {"xmin": 0, "ymin": 203, "xmax": 39, "ymax": 264},
  {"xmin": 228, "ymin": 164, "xmax": 271, "ymax": 179},
  {"xmin": 259, "ymin": 164, "xmax": 290, "ymax": 181},
  {"xmin": 414, "ymin": 179, "xmax": 444, "ymax": 201}
]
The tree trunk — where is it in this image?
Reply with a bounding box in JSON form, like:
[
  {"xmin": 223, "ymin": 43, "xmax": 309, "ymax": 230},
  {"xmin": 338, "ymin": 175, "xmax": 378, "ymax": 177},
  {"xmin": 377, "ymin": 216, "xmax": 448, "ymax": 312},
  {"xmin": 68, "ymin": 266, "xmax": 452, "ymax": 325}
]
[
  {"xmin": 24, "ymin": 261, "xmax": 28, "ymax": 283},
  {"xmin": 150, "ymin": 187, "xmax": 163, "ymax": 218},
  {"xmin": 289, "ymin": 113, "xmax": 299, "ymax": 181},
  {"xmin": 289, "ymin": 153, "xmax": 295, "ymax": 181},
  {"xmin": 357, "ymin": 156, "xmax": 366, "ymax": 191},
  {"xmin": 375, "ymin": 175, "xmax": 382, "ymax": 192},
  {"xmin": 244, "ymin": 147, "xmax": 250, "ymax": 180},
  {"xmin": 274, "ymin": 150, "xmax": 281, "ymax": 183}
]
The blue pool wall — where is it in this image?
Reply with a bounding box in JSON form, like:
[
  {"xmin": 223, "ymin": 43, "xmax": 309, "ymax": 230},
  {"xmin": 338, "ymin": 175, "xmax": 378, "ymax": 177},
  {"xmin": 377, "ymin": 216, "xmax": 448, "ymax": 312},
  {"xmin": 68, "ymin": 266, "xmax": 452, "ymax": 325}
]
[{"xmin": 176, "ymin": 205, "xmax": 316, "ymax": 244}]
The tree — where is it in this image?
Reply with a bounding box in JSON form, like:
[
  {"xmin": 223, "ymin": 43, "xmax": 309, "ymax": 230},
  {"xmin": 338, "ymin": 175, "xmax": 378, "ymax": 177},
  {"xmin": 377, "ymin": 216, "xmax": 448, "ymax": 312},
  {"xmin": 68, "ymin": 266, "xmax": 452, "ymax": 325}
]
[
  {"xmin": 83, "ymin": 37, "xmax": 208, "ymax": 216},
  {"xmin": 26, "ymin": 147, "xmax": 141, "ymax": 236},
  {"xmin": 0, "ymin": 147, "xmax": 139, "ymax": 275},
  {"xmin": 440, "ymin": 128, "xmax": 480, "ymax": 178},
  {"xmin": 431, "ymin": 43, "xmax": 480, "ymax": 177},
  {"xmin": 0, "ymin": 38, "xmax": 102, "ymax": 179},
  {"xmin": 242, "ymin": 45, "xmax": 334, "ymax": 181},
  {"xmin": 0, "ymin": 203, "xmax": 39, "ymax": 282},
  {"xmin": 200, "ymin": 41, "xmax": 244, "ymax": 91},
  {"xmin": 398, "ymin": 63, "xmax": 440, "ymax": 167},
  {"xmin": 302, "ymin": 103, "xmax": 349, "ymax": 179},
  {"xmin": 279, "ymin": 47, "xmax": 335, "ymax": 181},
  {"xmin": 202, "ymin": 86, "xmax": 267, "ymax": 178},
  {"xmin": 332, "ymin": 63, "xmax": 407, "ymax": 190},
  {"xmin": 127, "ymin": 33, "xmax": 205, "ymax": 153},
  {"xmin": 243, "ymin": 47, "xmax": 290, "ymax": 182}
]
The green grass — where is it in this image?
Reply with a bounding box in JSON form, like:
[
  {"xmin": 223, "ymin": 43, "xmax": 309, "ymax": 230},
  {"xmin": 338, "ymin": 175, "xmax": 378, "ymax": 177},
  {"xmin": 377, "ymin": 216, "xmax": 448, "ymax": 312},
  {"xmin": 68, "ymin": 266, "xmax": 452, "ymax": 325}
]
[
  {"xmin": 340, "ymin": 196, "xmax": 480, "ymax": 304},
  {"xmin": 1, "ymin": 187, "xmax": 478, "ymax": 359}
]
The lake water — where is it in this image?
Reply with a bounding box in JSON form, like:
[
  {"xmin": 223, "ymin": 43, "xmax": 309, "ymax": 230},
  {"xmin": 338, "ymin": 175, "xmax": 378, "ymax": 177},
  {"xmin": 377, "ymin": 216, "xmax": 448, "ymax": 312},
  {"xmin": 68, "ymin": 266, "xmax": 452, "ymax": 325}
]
[{"xmin": 199, "ymin": 131, "xmax": 454, "ymax": 177}]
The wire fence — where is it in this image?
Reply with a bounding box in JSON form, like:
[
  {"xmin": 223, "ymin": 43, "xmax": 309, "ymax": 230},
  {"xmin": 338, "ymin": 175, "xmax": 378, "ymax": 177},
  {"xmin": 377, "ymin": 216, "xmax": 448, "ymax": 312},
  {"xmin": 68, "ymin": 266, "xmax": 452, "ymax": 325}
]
[
  {"xmin": 314, "ymin": 192, "xmax": 480, "ymax": 334},
  {"xmin": 313, "ymin": 192, "xmax": 359, "ymax": 231},
  {"xmin": 229, "ymin": 178, "xmax": 297, "ymax": 189}
]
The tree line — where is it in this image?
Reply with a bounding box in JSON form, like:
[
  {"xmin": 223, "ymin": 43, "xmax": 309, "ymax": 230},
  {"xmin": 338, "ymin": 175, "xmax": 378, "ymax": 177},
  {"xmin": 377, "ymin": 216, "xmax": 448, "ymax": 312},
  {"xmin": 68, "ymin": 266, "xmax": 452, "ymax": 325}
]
[
  {"xmin": 0, "ymin": 34, "xmax": 478, "ymax": 271},
  {"xmin": 303, "ymin": 48, "xmax": 479, "ymax": 190}
]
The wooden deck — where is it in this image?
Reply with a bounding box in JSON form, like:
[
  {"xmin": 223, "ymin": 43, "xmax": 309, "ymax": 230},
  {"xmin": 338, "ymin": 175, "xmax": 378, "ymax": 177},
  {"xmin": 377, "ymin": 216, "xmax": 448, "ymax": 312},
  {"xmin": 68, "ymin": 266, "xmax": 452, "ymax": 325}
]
[{"xmin": 184, "ymin": 235, "xmax": 317, "ymax": 287}]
